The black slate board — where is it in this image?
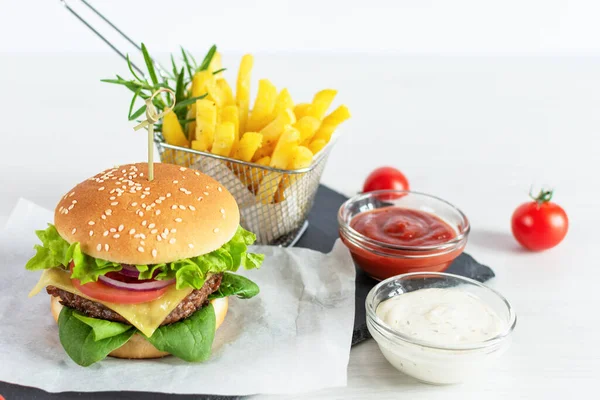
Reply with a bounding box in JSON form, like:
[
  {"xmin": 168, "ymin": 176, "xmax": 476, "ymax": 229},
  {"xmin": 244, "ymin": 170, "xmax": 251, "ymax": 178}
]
[{"xmin": 0, "ymin": 185, "xmax": 494, "ymax": 399}]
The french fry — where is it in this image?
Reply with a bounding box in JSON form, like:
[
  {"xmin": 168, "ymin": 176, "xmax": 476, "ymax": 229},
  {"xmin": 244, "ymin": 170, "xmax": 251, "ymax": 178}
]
[
  {"xmin": 217, "ymin": 79, "xmax": 234, "ymax": 106},
  {"xmin": 308, "ymin": 89, "xmax": 337, "ymax": 120},
  {"xmin": 211, "ymin": 122, "xmax": 235, "ymax": 156},
  {"xmin": 274, "ymin": 88, "xmax": 294, "ymax": 116},
  {"xmin": 252, "ymin": 108, "xmax": 296, "ymax": 161},
  {"xmin": 194, "ymin": 99, "xmax": 217, "ymax": 151},
  {"xmin": 220, "ymin": 105, "xmax": 239, "ymax": 155},
  {"xmin": 186, "ymin": 107, "xmax": 196, "ymax": 140},
  {"xmin": 256, "ymin": 172, "xmax": 282, "ymax": 205},
  {"xmin": 205, "ymin": 77, "xmax": 224, "ymax": 109},
  {"xmin": 274, "ymin": 146, "xmax": 314, "ymax": 203},
  {"xmin": 308, "ymin": 139, "xmax": 327, "ymax": 154},
  {"xmin": 293, "ymin": 116, "xmax": 320, "ymax": 144},
  {"xmin": 270, "ymin": 126, "xmax": 300, "ymax": 169},
  {"xmin": 312, "ymin": 105, "xmax": 351, "ymax": 143},
  {"xmin": 236, "ymin": 54, "xmax": 253, "ymax": 133},
  {"xmin": 191, "ymin": 70, "xmax": 212, "ymax": 98},
  {"xmin": 209, "ymin": 52, "xmax": 223, "ymax": 79},
  {"xmin": 234, "ymin": 132, "xmax": 263, "ymax": 162},
  {"xmin": 246, "ymin": 79, "xmax": 277, "ymax": 132},
  {"xmin": 294, "ymin": 103, "xmax": 311, "ymax": 120},
  {"xmin": 246, "ymin": 156, "xmax": 271, "ymax": 193},
  {"xmin": 161, "ymin": 111, "xmax": 189, "ymax": 147}
]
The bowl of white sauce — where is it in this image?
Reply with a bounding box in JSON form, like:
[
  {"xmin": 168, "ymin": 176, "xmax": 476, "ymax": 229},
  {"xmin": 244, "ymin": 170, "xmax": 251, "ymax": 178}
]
[{"xmin": 366, "ymin": 272, "xmax": 516, "ymax": 385}]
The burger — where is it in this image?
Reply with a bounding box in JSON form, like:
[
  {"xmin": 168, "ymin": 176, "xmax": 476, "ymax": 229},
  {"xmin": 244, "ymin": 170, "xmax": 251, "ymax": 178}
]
[{"xmin": 25, "ymin": 162, "xmax": 264, "ymax": 366}]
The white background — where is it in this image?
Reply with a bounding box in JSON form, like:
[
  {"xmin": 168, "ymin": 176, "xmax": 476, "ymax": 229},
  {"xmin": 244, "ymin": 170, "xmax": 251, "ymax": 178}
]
[{"xmin": 1, "ymin": 0, "xmax": 599, "ymax": 399}]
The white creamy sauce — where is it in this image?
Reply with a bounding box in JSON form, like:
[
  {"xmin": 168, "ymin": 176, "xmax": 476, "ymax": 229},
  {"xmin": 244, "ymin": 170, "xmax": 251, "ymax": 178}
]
[{"xmin": 376, "ymin": 288, "xmax": 505, "ymax": 346}]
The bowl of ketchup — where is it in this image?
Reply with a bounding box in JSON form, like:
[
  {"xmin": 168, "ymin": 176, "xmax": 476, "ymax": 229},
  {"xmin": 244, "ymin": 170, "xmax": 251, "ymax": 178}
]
[{"xmin": 338, "ymin": 190, "xmax": 470, "ymax": 280}]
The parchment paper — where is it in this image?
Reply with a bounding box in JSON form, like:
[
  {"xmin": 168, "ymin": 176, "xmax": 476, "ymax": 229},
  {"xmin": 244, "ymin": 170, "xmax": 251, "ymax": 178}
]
[{"xmin": 0, "ymin": 199, "xmax": 356, "ymax": 395}]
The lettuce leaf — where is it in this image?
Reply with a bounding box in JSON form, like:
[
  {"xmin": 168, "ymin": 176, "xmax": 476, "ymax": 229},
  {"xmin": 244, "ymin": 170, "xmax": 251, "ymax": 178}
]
[
  {"xmin": 58, "ymin": 307, "xmax": 136, "ymax": 367},
  {"xmin": 73, "ymin": 312, "xmax": 133, "ymax": 341},
  {"xmin": 210, "ymin": 272, "xmax": 259, "ymax": 300},
  {"xmin": 146, "ymin": 303, "xmax": 216, "ymax": 362},
  {"xmin": 25, "ymin": 224, "xmax": 264, "ymax": 290}
]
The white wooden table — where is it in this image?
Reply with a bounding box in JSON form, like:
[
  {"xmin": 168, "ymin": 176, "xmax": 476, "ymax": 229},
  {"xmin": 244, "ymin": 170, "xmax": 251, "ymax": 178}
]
[{"xmin": 1, "ymin": 53, "xmax": 598, "ymax": 399}]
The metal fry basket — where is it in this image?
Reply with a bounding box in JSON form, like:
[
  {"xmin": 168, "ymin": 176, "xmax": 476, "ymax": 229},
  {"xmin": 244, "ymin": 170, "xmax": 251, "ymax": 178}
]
[
  {"xmin": 156, "ymin": 141, "xmax": 332, "ymax": 246},
  {"xmin": 61, "ymin": 0, "xmax": 338, "ymax": 246}
]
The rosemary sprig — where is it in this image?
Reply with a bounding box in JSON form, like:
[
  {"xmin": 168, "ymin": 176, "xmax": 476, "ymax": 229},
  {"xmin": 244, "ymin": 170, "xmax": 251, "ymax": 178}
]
[{"xmin": 102, "ymin": 43, "xmax": 217, "ymax": 126}]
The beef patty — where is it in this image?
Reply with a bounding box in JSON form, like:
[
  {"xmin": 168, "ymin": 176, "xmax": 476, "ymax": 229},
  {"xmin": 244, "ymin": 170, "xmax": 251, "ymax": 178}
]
[{"xmin": 46, "ymin": 273, "xmax": 222, "ymax": 326}]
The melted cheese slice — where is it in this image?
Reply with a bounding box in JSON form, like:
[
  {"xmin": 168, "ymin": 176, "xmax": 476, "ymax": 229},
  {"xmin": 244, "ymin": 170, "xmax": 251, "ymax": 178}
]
[{"xmin": 29, "ymin": 268, "xmax": 193, "ymax": 337}]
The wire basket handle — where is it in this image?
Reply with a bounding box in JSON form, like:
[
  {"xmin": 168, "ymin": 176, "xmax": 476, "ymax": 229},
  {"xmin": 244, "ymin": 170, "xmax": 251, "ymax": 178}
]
[{"xmin": 60, "ymin": 0, "xmax": 168, "ymax": 79}]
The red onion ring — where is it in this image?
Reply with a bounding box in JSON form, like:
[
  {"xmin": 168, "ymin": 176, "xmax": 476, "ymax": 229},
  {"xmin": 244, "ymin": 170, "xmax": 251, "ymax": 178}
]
[
  {"xmin": 119, "ymin": 264, "xmax": 141, "ymax": 278},
  {"xmin": 98, "ymin": 274, "xmax": 175, "ymax": 291}
]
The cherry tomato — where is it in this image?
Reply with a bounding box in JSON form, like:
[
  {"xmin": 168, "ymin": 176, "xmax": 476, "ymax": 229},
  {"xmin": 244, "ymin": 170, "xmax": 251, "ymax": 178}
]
[
  {"xmin": 69, "ymin": 264, "xmax": 167, "ymax": 304},
  {"xmin": 363, "ymin": 167, "xmax": 410, "ymax": 193},
  {"xmin": 511, "ymin": 189, "xmax": 568, "ymax": 251}
]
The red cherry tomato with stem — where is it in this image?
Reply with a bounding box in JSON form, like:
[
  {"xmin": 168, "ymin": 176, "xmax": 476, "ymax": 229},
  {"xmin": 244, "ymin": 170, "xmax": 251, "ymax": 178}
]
[
  {"xmin": 363, "ymin": 167, "xmax": 410, "ymax": 193},
  {"xmin": 511, "ymin": 188, "xmax": 568, "ymax": 251}
]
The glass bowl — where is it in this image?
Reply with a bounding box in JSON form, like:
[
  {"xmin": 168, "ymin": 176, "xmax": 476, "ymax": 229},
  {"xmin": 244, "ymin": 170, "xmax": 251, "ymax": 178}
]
[
  {"xmin": 366, "ymin": 272, "xmax": 517, "ymax": 384},
  {"xmin": 338, "ymin": 190, "xmax": 470, "ymax": 280}
]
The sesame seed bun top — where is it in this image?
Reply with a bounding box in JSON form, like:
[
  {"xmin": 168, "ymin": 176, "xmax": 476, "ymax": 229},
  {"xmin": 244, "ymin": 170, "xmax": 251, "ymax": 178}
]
[{"xmin": 54, "ymin": 163, "xmax": 240, "ymax": 264}]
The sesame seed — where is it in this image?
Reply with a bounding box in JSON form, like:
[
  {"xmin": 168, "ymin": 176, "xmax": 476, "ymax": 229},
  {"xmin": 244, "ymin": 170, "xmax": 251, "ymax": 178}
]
[
  {"xmin": 175, "ymin": 218, "xmax": 182, "ymax": 222},
  {"xmin": 110, "ymin": 228, "xmax": 116, "ymax": 233},
  {"xmin": 169, "ymin": 238, "xmax": 176, "ymax": 244},
  {"xmin": 97, "ymin": 244, "xmax": 102, "ymax": 251},
  {"xmin": 140, "ymin": 234, "xmax": 146, "ymax": 239},
  {"xmin": 103, "ymin": 231, "xmax": 109, "ymax": 237},
  {"xmin": 189, "ymin": 205, "xmax": 196, "ymax": 211},
  {"xmin": 148, "ymin": 223, "xmax": 156, "ymax": 229},
  {"xmin": 141, "ymin": 203, "xmax": 147, "ymax": 208},
  {"xmin": 179, "ymin": 205, "xmax": 186, "ymax": 210},
  {"xmin": 88, "ymin": 221, "xmax": 95, "ymax": 225},
  {"xmin": 68, "ymin": 205, "xmax": 74, "ymax": 210},
  {"xmin": 98, "ymin": 187, "xmax": 105, "ymax": 191},
  {"xmin": 113, "ymin": 233, "xmax": 120, "ymax": 238},
  {"xmin": 140, "ymin": 173, "xmax": 144, "ymax": 177},
  {"xmin": 197, "ymin": 197, "xmax": 203, "ymax": 201},
  {"xmin": 89, "ymin": 230, "xmax": 94, "ymax": 237},
  {"xmin": 105, "ymin": 244, "xmax": 109, "ymax": 251},
  {"xmin": 69, "ymin": 192, "xmax": 75, "ymax": 197},
  {"xmin": 161, "ymin": 233, "xmax": 167, "ymax": 239},
  {"xmin": 110, "ymin": 189, "xmax": 116, "ymax": 194},
  {"xmin": 109, "ymin": 196, "xmax": 116, "ymax": 201},
  {"xmin": 151, "ymin": 229, "xmax": 158, "ymax": 234},
  {"xmin": 134, "ymin": 234, "xmax": 141, "ymax": 238},
  {"xmin": 218, "ymin": 187, "xmax": 223, "ymax": 192},
  {"xmin": 205, "ymin": 185, "xmax": 210, "ymax": 189},
  {"xmin": 214, "ymin": 228, "xmax": 219, "ymax": 233},
  {"xmin": 171, "ymin": 205, "xmax": 177, "ymax": 210},
  {"xmin": 140, "ymin": 240, "xmax": 145, "ymax": 246},
  {"xmin": 155, "ymin": 210, "xmax": 161, "ymax": 215},
  {"xmin": 71, "ymin": 228, "xmax": 77, "ymax": 234},
  {"xmin": 188, "ymin": 244, "xmax": 194, "ymax": 249},
  {"xmin": 142, "ymin": 220, "xmax": 147, "ymax": 226},
  {"xmin": 140, "ymin": 195, "xmax": 146, "ymax": 199},
  {"xmin": 139, "ymin": 211, "xmax": 144, "ymax": 217},
  {"xmin": 72, "ymin": 200, "xmax": 77, "ymax": 204},
  {"xmin": 118, "ymin": 224, "xmax": 124, "ymax": 232},
  {"xmin": 180, "ymin": 167, "xmax": 187, "ymax": 171},
  {"xmin": 156, "ymin": 199, "xmax": 162, "ymax": 204},
  {"xmin": 166, "ymin": 193, "xmax": 172, "ymax": 197},
  {"xmin": 171, "ymin": 228, "xmax": 177, "ymax": 233},
  {"xmin": 152, "ymin": 249, "xmax": 157, "ymax": 257},
  {"xmin": 105, "ymin": 209, "xmax": 112, "ymax": 216},
  {"xmin": 157, "ymin": 235, "xmax": 162, "ymax": 241},
  {"xmin": 173, "ymin": 180, "xmax": 178, "ymax": 184},
  {"xmin": 131, "ymin": 202, "xmax": 138, "ymax": 206},
  {"xmin": 111, "ymin": 202, "xmax": 119, "ymax": 206},
  {"xmin": 159, "ymin": 196, "xmax": 165, "ymax": 201},
  {"xmin": 63, "ymin": 209, "xmax": 69, "ymax": 214},
  {"xmin": 101, "ymin": 215, "xmax": 106, "ymax": 220},
  {"xmin": 129, "ymin": 229, "xmax": 135, "ymax": 235},
  {"xmin": 138, "ymin": 246, "xmax": 144, "ymax": 253},
  {"xmin": 179, "ymin": 188, "xmax": 186, "ymax": 192},
  {"xmin": 163, "ymin": 228, "xmax": 169, "ymax": 235},
  {"xmin": 220, "ymin": 208, "xmax": 225, "ymax": 214},
  {"xmin": 195, "ymin": 171, "xmax": 200, "ymax": 176}
]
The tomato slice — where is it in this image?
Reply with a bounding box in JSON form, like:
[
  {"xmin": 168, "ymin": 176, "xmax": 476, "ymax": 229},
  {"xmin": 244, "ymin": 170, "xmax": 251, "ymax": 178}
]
[{"xmin": 69, "ymin": 265, "xmax": 168, "ymax": 304}]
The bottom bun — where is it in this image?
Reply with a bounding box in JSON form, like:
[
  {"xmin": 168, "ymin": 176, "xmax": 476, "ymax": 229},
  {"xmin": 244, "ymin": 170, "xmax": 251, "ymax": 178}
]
[{"xmin": 50, "ymin": 295, "xmax": 228, "ymax": 359}]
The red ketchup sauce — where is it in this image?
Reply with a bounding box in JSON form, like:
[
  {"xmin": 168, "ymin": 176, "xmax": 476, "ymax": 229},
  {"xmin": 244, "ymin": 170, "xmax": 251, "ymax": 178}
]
[
  {"xmin": 342, "ymin": 207, "xmax": 464, "ymax": 280},
  {"xmin": 350, "ymin": 208, "xmax": 456, "ymax": 247}
]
